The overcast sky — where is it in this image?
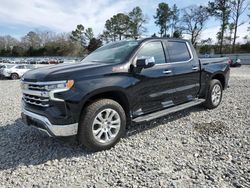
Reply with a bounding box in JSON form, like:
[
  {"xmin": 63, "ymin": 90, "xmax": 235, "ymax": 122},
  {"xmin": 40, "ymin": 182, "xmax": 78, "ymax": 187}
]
[{"xmin": 0, "ymin": 0, "xmax": 249, "ymax": 43}]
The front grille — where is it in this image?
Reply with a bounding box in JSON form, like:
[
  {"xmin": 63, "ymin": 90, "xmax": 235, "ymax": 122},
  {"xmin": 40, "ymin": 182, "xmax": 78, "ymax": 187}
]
[
  {"xmin": 22, "ymin": 82, "xmax": 50, "ymax": 107},
  {"xmin": 28, "ymin": 84, "xmax": 47, "ymax": 91},
  {"xmin": 23, "ymin": 93, "xmax": 49, "ymax": 107}
]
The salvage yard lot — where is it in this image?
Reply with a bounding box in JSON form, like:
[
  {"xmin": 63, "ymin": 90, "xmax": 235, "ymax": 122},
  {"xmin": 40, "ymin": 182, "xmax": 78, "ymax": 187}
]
[{"xmin": 0, "ymin": 66, "xmax": 249, "ymax": 187}]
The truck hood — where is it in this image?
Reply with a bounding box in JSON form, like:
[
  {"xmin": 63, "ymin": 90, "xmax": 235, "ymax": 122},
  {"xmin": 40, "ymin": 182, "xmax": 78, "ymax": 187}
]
[{"xmin": 23, "ymin": 62, "xmax": 111, "ymax": 82}]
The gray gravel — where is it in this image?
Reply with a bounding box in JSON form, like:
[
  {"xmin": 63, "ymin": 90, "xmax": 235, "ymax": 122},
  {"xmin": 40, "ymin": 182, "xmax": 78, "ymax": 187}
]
[{"xmin": 0, "ymin": 66, "xmax": 250, "ymax": 188}]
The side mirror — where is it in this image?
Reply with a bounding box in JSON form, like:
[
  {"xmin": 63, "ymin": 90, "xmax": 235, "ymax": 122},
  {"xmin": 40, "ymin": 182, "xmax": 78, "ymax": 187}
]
[{"xmin": 136, "ymin": 56, "xmax": 155, "ymax": 69}]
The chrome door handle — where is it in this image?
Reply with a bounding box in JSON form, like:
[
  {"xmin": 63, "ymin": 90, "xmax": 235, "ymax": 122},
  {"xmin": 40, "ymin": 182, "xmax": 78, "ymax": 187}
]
[
  {"xmin": 163, "ymin": 70, "xmax": 172, "ymax": 74},
  {"xmin": 192, "ymin": 66, "xmax": 198, "ymax": 70}
]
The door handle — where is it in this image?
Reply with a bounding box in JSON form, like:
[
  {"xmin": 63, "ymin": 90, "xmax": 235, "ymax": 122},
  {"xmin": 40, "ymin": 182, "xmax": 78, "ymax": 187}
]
[
  {"xmin": 192, "ymin": 66, "xmax": 198, "ymax": 70},
  {"xmin": 163, "ymin": 70, "xmax": 172, "ymax": 74}
]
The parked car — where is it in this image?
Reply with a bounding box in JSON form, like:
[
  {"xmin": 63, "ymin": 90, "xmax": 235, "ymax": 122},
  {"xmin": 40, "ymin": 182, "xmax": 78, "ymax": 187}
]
[
  {"xmin": 229, "ymin": 58, "xmax": 242, "ymax": 67},
  {"xmin": 2, "ymin": 64, "xmax": 33, "ymax": 79},
  {"xmin": 0, "ymin": 64, "xmax": 14, "ymax": 78},
  {"xmin": 20, "ymin": 38, "xmax": 230, "ymax": 151}
]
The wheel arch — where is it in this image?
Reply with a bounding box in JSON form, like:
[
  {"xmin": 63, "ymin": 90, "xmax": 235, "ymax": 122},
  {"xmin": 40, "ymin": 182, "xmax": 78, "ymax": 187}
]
[
  {"xmin": 211, "ymin": 73, "xmax": 225, "ymax": 89},
  {"xmin": 79, "ymin": 88, "xmax": 131, "ymax": 126},
  {"xmin": 10, "ymin": 72, "xmax": 19, "ymax": 79}
]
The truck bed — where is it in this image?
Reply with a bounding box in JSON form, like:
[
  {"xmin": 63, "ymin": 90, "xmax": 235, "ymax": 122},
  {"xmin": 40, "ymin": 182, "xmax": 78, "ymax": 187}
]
[{"xmin": 200, "ymin": 57, "xmax": 229, "ymax": 65}]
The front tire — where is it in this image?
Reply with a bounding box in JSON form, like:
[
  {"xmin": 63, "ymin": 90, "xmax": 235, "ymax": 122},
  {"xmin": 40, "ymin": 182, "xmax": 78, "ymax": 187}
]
[
  {"xmin": 78, "ymin": 99, "xmax": 126, "ymax": 151},
  {"xmin": 204, "ymin": 79, "xmax": 223, "ymax": 109}
]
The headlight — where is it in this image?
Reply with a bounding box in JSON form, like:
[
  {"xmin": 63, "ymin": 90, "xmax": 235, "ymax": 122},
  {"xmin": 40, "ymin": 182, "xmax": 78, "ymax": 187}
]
[
  {"xmin": 20, "ymin": 80, "xmax": 74, "ymax": 91},
  {"xmin": 46, "ymin": 80, "xmax": 74, "ymax": 91},
  {"xmin": 20, "ymin": 82, "xmax": 28, "ymax": 90}
]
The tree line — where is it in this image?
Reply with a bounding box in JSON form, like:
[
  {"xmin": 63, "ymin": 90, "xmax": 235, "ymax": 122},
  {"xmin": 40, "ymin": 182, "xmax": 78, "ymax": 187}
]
[{"xmin": 0, "ymin": 0, "xmax": 249, "ymax": 57}]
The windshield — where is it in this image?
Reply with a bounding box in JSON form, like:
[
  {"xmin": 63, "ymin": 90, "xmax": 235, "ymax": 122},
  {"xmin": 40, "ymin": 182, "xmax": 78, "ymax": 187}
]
[{"xmin": 81, "ymin": 41, "xmax": 139, "ymax": 64}]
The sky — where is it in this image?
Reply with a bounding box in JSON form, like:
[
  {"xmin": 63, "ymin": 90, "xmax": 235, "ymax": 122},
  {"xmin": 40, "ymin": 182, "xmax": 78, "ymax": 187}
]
[{"xmin": 0, "ymin": 0, "xmax": 249, "ymax": 43}]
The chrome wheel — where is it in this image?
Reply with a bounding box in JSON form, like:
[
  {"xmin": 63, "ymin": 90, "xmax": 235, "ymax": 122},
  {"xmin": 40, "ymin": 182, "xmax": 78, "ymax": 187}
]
[
  {"xmin": 211, "ymin": 84, "xmax": 221, "ymax": 106},
  {"xmin": 92, "ymin": 108, "xmax": 121, "ymax": 144}
]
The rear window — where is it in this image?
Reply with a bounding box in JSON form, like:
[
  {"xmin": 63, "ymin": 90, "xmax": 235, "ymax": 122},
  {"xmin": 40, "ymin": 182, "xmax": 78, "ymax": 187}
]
[{"xmin": 167, "ymin": 42, "xmax": 191, "ymax": 62}]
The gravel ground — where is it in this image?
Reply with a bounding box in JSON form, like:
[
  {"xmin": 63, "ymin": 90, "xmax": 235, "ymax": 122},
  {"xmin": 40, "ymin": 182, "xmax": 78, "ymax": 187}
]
[{"xmin": 0, "ymin": 66, "xmax": 249, "ymax": 188}]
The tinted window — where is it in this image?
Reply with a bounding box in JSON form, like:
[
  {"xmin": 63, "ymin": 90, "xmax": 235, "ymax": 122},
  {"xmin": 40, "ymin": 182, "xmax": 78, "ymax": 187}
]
[
  {"xmin": 16, "ymin": 65, "xmax": 25, "ymax": 69},
  {"xmin": 6, "ymin": 65, "xmax": 14, "ymax": 68},
  {"xmin": 136, "ymin": 42, "xmax": 166, "ymax": 64},
  {"xmin": 25, "ymin": 65, "xmax": 33, "ymax": 69},
  {"xmin": 167, "ymin": 42, "xmax": 191, "ymax": 62}
]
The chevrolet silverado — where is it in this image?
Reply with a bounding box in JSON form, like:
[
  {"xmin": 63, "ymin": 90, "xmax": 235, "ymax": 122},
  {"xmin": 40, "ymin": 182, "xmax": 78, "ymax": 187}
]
[{"xmin": 21, "ymin": 38, "xmax": 230, "ymax": 151}]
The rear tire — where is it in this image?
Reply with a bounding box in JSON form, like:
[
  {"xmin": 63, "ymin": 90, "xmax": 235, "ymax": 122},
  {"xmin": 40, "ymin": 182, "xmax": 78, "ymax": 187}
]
[
  {"xmin": 204, "ymin": 79, "xmax": 223, "ymax": 109},
  {"xmin": 78, "ymin": 99, "xmax": 126, "ymax": 151},
  {"xmin": 11, "ymin": 73, "xmax": 19, "ymax": 80}
]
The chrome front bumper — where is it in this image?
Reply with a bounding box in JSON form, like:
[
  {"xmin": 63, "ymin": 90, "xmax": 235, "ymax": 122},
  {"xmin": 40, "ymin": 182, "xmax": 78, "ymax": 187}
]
[{"xmin": 21, "ymin": 107, "xmax": 78, "ymax": 137}]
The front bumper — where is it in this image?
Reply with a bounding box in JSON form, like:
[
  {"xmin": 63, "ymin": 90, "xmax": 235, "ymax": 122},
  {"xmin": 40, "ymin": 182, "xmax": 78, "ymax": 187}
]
[
  {"xmin": 2, "ymin": 71, "xmax": 10, "ymax": 77},
  {"xmin": 21, "ymin": 107, "xmax": 78, "ymax": 137}
]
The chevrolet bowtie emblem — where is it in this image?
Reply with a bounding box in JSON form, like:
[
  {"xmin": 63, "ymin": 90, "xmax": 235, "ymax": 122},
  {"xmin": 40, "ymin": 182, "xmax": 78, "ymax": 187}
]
[{"xmin": 41, "ymin": 91, "xmax": 47, "ymax": 97}]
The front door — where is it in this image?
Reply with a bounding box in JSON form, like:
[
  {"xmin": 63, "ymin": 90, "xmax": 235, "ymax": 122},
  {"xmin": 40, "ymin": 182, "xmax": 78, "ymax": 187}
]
[{"xmin": 131, "ymin": 41, "xmax": 176, "ymax": 116}]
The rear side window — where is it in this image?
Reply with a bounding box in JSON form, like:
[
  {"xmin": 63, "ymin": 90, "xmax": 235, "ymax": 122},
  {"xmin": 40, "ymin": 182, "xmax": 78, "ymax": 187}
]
[
  {"xmin": 16, "ymin": 65, "xmax": 25, "ymax": 69},
  {"xmin": 26, "ymin": 65, "xmax": 33, "ymax": 69},
  {"xmin": 167, "ymin": 42, "xmax": 191, "ymax": 62},
  {"xmin": 136, "ymin": 42, "xmax": 166, "ymax": 64}
]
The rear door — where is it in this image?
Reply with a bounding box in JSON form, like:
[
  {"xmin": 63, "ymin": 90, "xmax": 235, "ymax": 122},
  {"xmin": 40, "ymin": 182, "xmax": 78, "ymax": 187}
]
[
  {"xmin": 15, "ymin": 65, "xmax": 26, "ymax": 76},
  {"xmin": 131, "ymin": 40, "xmax": 175, "ymax": 116},
  {"xmin": 164, "ymin": 41, "xmax": 200, "ymax": 105}
]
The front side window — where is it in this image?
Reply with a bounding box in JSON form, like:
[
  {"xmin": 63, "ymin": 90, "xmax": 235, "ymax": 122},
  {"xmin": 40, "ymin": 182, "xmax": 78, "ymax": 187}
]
[
  {"xmin": 136, "ymin": 42, "xmax": 166, "ymax": 64},
  {"xmin": 167, "ymin": 42, "xmax": 191, "ymax": 62}
]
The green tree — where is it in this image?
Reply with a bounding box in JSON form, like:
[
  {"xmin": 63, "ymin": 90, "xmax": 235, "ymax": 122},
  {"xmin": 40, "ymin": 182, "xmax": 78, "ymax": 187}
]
[
  {"xmin": 227, "ymin": 23, "xmax": 235, "ymax": 45},
  {"xmin": 87, "ymin": 38, "xmax": 102, "ymax": 52},
  {"xmin": 128, "ymin": 6, "xmax": 147, "ymax": 39},
  {"xmin": 103, "ymin": 19, "xmax": 117, "ymax": 42},
  {"xmin": 230, "ymin": 0, "xmax": 249, "ymax": 53},
  {"xmin": 208, "ymin": 0, "xmax": 231, "ymax": 54},
  {"xmin": 70, "ymin": 24, "xmax": 86, "ymax": 46},
  {"xmin": 84, "ymin": 28, "xmax": 94, "ymax": 43},
  {"xmin": 172, "ymin": 30, "xmax": 182, "ymax": 38},
  {"xmin": 199, "ymin": 38, "xmax": 213, "ymax": 54},
  {"xmin": 181, "ymin": 6, "xmax": 209, "ymax": 47},
  {"xmin": 115, "ymin": 13, "xmax": 131, "ymax": 40},
  {"xmin": 103, "ymin": 13, "xmax": 130, "ymax": 41},
  {"xmin": 154, "ymin": 2, "xmax": 172, "ymax": 37},
  {"xmin": 100, "ymin": 31, "xmax": 111, "ymax": 43},
  {"xmin": 170, "ymin": 4, "xmax": 180, "ymax": 37}
]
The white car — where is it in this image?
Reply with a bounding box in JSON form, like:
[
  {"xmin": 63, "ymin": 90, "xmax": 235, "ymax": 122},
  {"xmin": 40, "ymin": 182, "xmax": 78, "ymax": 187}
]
[
  {"xmin": 2, "ymin": 64, "xmax": 34, "ymax": 80},
  {"xmin": 0, "ymin": 64, "xmax": 13, "ymax": 78}
]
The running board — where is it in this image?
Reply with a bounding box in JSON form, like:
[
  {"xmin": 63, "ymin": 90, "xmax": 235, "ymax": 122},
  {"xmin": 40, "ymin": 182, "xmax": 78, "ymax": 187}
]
[{"xmin": 132, "ymin": 99, "xmax": 205, "ymax": 123}]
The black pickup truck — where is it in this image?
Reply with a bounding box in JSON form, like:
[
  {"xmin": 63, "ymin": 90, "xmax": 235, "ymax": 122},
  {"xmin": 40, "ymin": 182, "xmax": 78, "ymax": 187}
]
[{"xmin": 21, "ymin": 38, "xmax": 230, "ymax": 151}]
